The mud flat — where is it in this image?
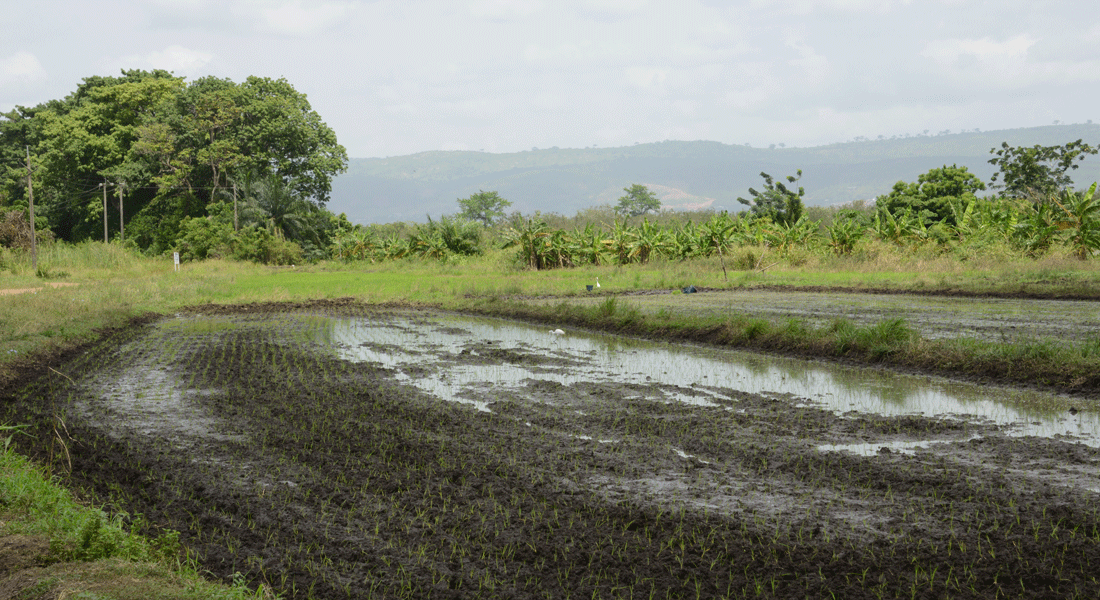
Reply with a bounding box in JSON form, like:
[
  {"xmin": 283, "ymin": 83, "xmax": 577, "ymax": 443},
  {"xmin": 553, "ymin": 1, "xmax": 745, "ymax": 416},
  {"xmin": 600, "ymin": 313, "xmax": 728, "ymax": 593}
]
[{"xmin": 6, "ymin": 301, "xmax": 1100, "ymax": 599}]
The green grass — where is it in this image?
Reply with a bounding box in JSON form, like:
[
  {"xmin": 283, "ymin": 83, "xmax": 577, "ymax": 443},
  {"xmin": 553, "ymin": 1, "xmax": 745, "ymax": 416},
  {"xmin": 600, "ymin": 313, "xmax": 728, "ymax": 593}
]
[{"xmin": 0, "ymin": 437, "xmax": 273, "ymax": 599}]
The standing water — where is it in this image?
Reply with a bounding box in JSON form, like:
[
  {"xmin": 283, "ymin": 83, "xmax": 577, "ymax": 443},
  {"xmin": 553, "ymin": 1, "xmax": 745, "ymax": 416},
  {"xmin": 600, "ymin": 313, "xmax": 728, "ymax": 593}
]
[{"xmin": 317, "ymin": 312, "xmax": 1099, "ymax": 448}]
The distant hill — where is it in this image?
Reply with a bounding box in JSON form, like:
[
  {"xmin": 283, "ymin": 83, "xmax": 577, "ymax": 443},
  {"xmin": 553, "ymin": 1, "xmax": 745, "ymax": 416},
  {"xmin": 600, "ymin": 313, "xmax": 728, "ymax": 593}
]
[{"xmin": 328, "ymin": 124, "xmax": 1100, "ymax": 224}]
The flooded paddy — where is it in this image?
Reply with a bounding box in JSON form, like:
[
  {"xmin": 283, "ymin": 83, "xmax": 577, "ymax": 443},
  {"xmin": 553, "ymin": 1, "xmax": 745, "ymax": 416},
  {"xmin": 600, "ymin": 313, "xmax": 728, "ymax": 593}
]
[{"xmin": 6, "ymin": 301, "xmax": 1100, "ymax": 599}]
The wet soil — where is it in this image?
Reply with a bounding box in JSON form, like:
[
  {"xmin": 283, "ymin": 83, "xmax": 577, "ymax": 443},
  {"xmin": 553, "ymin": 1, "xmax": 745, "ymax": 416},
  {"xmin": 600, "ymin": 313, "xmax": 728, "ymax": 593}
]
[{"xmin": 3, "ymin": 301, "xmax": 1100, "ymax": 599}]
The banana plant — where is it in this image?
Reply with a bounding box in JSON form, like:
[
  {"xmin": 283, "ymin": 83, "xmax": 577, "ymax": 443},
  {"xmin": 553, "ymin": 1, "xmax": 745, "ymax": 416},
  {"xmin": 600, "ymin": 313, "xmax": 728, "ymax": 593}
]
[
  {"xmin": 631, "ymin": 218, "xmax": 669, "ymax": 264},
  {"xmin": 501, "ymin": 217, "xmax": 551, "ymax": 269},
  {"xmin": 1051, "ymin": 182, "xmax": 1100, "ymax": 259},
  {"xmin": 670, "ymin": 220, "xmax": 702, "ymax": 260},
  {"xmin": 764, "ymin": 214, "xmax": 820, "ymax": 253},
  {"xmin": 1013, "ymin": 201, "xmax": 1060, "ymax": 257},
  {"xmin": 572, "ymin": 223, "xmax": 610, "ymax": 265},
  {"xmin": 825, "ymin": 212, "xmax": 865, "ymax": 256}
]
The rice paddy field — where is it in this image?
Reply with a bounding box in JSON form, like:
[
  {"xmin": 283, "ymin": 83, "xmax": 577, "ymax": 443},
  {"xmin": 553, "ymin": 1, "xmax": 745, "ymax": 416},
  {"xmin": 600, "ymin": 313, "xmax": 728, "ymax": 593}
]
[
  {"xmin": 5, "ymin": 298, "xmax": 1100, "ymax": 599},
  {"xmin": 2, "ymin": 248, "xmax": 1100, "ymax": 599}
]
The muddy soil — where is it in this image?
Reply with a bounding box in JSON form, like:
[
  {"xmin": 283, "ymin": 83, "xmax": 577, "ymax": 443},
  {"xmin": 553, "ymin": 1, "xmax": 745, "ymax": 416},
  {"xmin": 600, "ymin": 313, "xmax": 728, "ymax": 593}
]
[{"xmin": 4, "ymin": 301, "xmax": 1100, "ymax": 599}]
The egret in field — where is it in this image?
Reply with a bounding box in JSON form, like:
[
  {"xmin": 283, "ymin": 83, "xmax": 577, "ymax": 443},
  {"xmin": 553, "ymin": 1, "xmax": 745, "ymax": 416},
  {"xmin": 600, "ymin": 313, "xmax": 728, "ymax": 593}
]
[
  {"xmin": 595, "ymin": 276, "xmax": 600, "ymax": 289},
  {"xmin": 550, "ymin": 328, "xmax": 565, "ymax": 336}
]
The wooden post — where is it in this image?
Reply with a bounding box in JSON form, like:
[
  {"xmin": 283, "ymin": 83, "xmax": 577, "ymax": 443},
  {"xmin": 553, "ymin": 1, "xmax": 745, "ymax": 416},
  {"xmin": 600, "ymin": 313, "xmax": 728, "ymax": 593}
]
[
  {"xmin": 102, "ymin": 179, "xmax": 108, "ymax": 243},
  {"xmin": 25, "ymin": 147, "xmax": 37, "ymax": 273},
  {"xmin": 233, "ymin": 181, "xmax": 239, "ymax": 231},
  {"xmin": 118, "ymin": 182, "xmax": 124, "ymax": 243}
]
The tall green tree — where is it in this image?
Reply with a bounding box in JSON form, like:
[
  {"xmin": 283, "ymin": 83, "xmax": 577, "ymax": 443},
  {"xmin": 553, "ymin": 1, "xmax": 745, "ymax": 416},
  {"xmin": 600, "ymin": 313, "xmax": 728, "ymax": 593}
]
[
  {"xmin": 615, "ymin": 184, "xmax": 661, "ymax": 217},
  {"xmin": 876, "ymin": 164, "xmax": 986, "ymax": 225},
  {"xmin": 738, "ymin": 170, "xmax": 805, "ymax": 226},
  {"xmin": 1, "ymin": 71, "xmax": 349, "ymax": 253},
  {"xmin": 133, "ymin": 75, "xmax": 348, "ymax": 207},
  {"xmin": 988, "ymin": 140, "xmax": 1097, "ymax": 199},
  {"xmin": 457, "ymin": 190, "xmax": 511, "ymax": 225},
  {"xmin": 31, "ymin": 70, "xmax": 183, "ymax": 241}
]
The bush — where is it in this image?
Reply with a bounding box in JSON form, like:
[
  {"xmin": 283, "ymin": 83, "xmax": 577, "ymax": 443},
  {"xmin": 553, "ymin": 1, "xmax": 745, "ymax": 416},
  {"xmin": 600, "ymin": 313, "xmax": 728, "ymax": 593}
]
[{"xmin": 230, "ymin": 225, "xmax": 303, "ymax": 265}]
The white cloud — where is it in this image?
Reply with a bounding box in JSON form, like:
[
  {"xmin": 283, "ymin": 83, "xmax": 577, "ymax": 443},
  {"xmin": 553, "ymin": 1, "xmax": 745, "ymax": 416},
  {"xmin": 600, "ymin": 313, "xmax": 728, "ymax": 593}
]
[
  {"xmin": 571, "ymin": 0, "xmax": 646, "ymax": 20},
  {"xmin": 748, "ymin": 0, "xmax": 909, "ymax": 16},
  {"xmin": 469, "ymin": 0, "xmax": 544, "ymax": 21},
  {"xmin": 0, "ymin": 51, "xmax": 48, "ymax": 86},
  {"xmin": 921, "ymin": 35, "xmax": 1036, "ymax": 65},
  {"xmin": 785, "ymin": 37, "xmax": 830, "ymax": 83},
  {"xmin": 258, "ymin": 0, "xmax": 357, "ymax": 36},
  {"xmin": 624, "ymin": 66, "xmax": 668, "ymax": 90},
  {"xmin": 122, "ymin": 45, "xmax": 213, "ymax": 76}
]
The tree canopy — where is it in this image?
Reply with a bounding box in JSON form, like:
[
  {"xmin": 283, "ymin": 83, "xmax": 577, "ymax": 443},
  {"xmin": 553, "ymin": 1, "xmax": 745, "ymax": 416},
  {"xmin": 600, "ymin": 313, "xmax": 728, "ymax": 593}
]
[
  {"xmin": 0, "ymin": 70, "xmax": 348, "ymax": 253},
  {"xmin": 615, "ymin": 184, "xmax": 661, "ymax": 217},
  {"xmin": 876, "ymin": 164, "xmax": 986, "ymax": 225},
  {"xmin": 989, "ymin": 140, "xmax": 1097, "ymax": 199},
  {"xmin": 456, "ymin": 190, "xmax": 511, "ymax": 225},
  {"xmin": 737, "ymin": 170, "xmax": 805, "ymax": 226}
]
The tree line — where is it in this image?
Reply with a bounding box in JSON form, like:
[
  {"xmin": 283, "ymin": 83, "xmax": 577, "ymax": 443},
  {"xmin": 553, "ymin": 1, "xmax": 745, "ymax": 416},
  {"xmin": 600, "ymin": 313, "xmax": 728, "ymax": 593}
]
[
  {"xmin": 1, "ymin": 70, "xmax": 348, "ymax": 263},
  {"xmin": 2, "ymin": 75, "xmax": 1097, "ymax": 268},
  {"xmin": 331, "ymin": 139, "xmax": 1099, "ymax": 268}
]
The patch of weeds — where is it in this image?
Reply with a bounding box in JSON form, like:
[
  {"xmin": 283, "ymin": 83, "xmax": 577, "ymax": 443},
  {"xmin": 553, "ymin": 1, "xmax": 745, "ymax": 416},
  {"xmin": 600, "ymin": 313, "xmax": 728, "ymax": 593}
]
[
  {"xmin": 742, "ymin": 318, "xmax": 770, "ymax": 341},
  {"xmin": 828, "ymin": 318, "xmax": 858, "ymax": 354},
  {"xmin": 35, "ymin": 264, "xmax": 70, "ymax": 279},
  {"xmin": 733, "ymin": 249, "xmax": 759, "ymax": 270},
  {"xmin": 860, "ymin": 318, "xmax": 914, "ymax": 347},
  {"xmin": 781, "ymin": 318, "xmax": 808, "ymax": 339},
  {"xmin": 597, "ymin": 296, "xmax": 619, "ymax": 318},
  {"xmin": 1079, "ymin": 338, "xmax": 1100, "ymax": 359}
]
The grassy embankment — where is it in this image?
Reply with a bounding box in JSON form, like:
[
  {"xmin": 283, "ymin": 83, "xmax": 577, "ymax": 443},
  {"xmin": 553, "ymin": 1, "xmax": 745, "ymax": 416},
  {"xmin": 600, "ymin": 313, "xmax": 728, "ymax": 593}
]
[{"xmin": 3, "ymin": 240, "xmax": 1100, "ymax": 597}]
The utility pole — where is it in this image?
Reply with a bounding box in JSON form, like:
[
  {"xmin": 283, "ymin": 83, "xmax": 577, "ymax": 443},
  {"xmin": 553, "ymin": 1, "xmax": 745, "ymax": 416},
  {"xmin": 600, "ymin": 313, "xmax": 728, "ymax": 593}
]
[
  {"xmin": 117, "ymin": 182, "xmax": 124, "ymax": 243},
  {"xmin": 233, "ymin": 181, "xmax": 239, "ymax": 231},
  {"xmin": 102, "ymin": 179, "xmax": 109, "ymax": 243},
  {"xmin": 25, "ymin": 147, "xmax": 37, "ymax": 273}
]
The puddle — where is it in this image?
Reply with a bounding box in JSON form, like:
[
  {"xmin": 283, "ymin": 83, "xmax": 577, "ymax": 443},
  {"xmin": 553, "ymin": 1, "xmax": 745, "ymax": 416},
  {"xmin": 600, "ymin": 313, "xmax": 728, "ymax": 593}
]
[
  {"xmin": 315, "ymin": 313, "xmax": 1100, "ymax": 447},
  {"xmin": 74, "ymin": 365, "xmax": 243, "ymax": 449}
]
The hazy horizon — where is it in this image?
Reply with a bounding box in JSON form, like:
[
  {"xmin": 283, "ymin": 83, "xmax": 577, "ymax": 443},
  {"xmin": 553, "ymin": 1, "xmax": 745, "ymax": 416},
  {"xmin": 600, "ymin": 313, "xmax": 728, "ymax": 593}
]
[{"xmin": 4, "ymin": 1, "xmax": 1098, "ymax": 159}]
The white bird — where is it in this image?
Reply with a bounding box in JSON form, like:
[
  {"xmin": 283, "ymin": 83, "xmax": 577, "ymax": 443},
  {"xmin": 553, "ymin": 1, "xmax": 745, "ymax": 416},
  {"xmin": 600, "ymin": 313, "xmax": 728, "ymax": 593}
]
[
  {"xmin": 550, "ymin": 329, "xmax": 565, "ymax": 335},
  {"xmin": 595, "ymin": 276, "xmax": 601, "ymax": 288}
]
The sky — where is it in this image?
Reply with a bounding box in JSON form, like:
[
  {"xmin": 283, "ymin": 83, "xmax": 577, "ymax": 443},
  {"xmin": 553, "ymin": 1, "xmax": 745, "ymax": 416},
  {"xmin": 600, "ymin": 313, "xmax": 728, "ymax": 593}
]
[{"xmin": 2, "ymin": 0, "xmax": 1099, "ymax": 158}]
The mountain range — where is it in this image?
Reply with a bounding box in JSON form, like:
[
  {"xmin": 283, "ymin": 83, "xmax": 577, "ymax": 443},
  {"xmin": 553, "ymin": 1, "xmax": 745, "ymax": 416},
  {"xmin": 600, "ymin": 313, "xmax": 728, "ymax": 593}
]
[{"xmin": 328, "ymin": 123, "xmax": 1100, "ymax": 224}]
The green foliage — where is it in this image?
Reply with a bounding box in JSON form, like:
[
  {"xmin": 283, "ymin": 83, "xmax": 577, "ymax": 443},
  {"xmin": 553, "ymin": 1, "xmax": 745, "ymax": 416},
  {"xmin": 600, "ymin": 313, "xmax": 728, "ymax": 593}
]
[
  {"xmin": 988, "ymin": 139, "xmax": 1098, "ymax": 198},
  {"xmin": 457, "ymin": 190, "xmax": 511, "ymax": 225},
  {"xmin": 410, "ymin": 216, "xmax": 482, "ymax": 259},
  {"xmin": 502, "ymin": 217, "xmax": 551, "ymax": 269},
  {"xmin": 176, "ymin": 216, "xmax": 234, "ymax": 261},
  {"xmin": 1, "ymin": 70, "xmax": 346, "ymax": 256},
  {"xmin": 737, "ymin": 170, "xmax": 805, "ymax": 226},
  {"xmin": 876, "ymin": 164, "xmax": 985, "ymax": 224},
  {"xmin": 826, "ymin": 211, "xmax": 867, "ymax": 256},
  {"xmin": 615, "ymin": 184, "xmax": 661, "ymax": 217},
  {"xmin": 229, "ymin": 225, "xmax": 303, "ymax": 265},
  {"xmin": 1050, "ymin": 183, "xmax": 1100, "ymax": 259}
]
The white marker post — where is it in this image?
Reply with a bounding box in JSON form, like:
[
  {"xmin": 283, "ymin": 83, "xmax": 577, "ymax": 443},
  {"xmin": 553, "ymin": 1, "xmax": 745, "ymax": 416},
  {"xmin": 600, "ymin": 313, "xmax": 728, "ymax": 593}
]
[{"xmin": 173, "ymin": 252, "xmax": 180, "ymax": 272}]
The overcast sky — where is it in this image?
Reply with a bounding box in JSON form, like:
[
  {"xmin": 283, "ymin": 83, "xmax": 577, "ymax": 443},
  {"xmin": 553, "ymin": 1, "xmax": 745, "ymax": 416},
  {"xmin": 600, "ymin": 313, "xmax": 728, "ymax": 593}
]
[{"xmin": 3, "ymin": 0, "xmax": 1098, "ymax": 158}]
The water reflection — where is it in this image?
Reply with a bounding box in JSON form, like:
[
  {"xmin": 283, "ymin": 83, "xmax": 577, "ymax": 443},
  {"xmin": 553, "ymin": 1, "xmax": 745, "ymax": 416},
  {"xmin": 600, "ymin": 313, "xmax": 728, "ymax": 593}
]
[{"xmin": 313, "ymin": 313, "xmax": 1100, "ymax": 447}]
